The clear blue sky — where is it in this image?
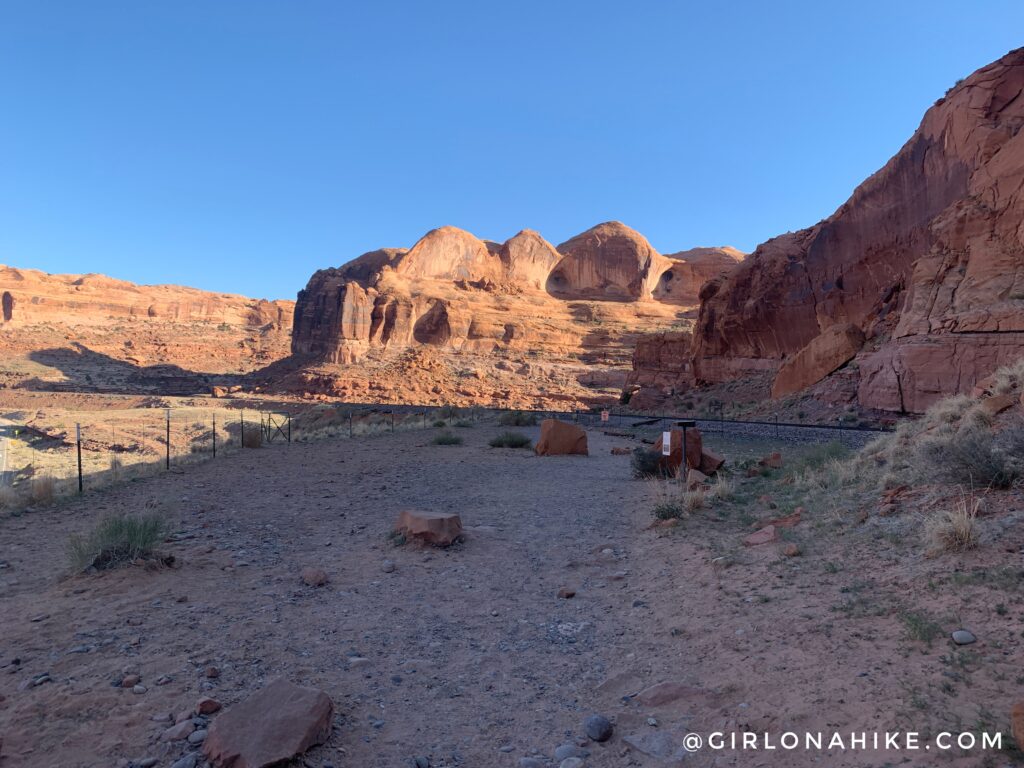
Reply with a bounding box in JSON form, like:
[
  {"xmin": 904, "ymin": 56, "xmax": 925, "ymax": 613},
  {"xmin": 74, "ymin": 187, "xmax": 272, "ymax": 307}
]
[{"xmin": 1, "ymin": 2, "xmax": 1021, "ymax": 300}]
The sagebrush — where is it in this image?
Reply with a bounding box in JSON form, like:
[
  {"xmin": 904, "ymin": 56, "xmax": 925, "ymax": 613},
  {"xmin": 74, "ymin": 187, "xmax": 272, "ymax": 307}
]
[{"xmin": 489, "ymin": 431, "xmax": 532, "ymax": 449}]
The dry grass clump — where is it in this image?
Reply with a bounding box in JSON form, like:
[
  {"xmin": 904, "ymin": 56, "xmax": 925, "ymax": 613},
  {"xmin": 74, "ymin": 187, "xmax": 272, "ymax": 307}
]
[
  {"xmin": 432, "ymin": 430, "xmax": 463, "ymax": 446},
  {"xmin": 706, "ymin": 474, "xmax": 735, "ymax": 502},
  {"xmin": 489, "ymin": 431, "xmax": 532, "ymax": 449},
  {"xmin": 987, "ymin": 357, "xmax": 1024, "ymax": 395},
  {"xmin": 857, "ymin": 378, "xmax": 1024, "ymax": 489},
  {"xmin": 498, "ymin": 410, "xmax": 538, "ymax": 427},
  {"xmin": 652, "ymin": 481, "xmax": 706, "ymax": 520},
  {"xmin": 67, "ymin": 512, "xmax": 167, "ymax": 571},
  {"xmin": 925, "ymin": 491, "xmax": 980, "ymax": 554},
  {"xmin": 30, "ymin": 474, "xmax": 55, "ymax": 506}
]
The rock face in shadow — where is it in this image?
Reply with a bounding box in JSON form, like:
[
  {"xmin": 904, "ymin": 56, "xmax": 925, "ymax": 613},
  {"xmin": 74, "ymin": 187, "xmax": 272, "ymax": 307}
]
[
  {"xmin": 288, "ymin": 223, "xmax": 743, "ymax": 409},
  {"xmin": 691, "ymin": 48, "xmax": 1024, "ymax": 412}
]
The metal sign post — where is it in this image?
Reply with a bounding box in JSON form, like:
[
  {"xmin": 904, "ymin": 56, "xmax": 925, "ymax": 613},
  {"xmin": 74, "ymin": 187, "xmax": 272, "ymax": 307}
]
[{"xmin": 165, "ymin": 410, "xmax": 171, "ymax": 469}]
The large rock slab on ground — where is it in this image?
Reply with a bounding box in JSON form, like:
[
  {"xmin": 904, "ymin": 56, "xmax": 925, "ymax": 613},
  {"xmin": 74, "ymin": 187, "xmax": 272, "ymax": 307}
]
[
  {"xmin": 652, "ymin": 427, "xmax": 702, "ymax": 476},
  {"xmin": 203, "ymin": 678, "xmax": 333, "ymax": 768},
  {"xmin": 771, "ymin": 323, "xmax": 864, "ymax": 398},
  {"xmin": 395, "ymin": 510, "xmax": 463, "ymax": 546},
  {"xmin": 535, "ymin": 419, "xmax": 588, "ymax": 456}
]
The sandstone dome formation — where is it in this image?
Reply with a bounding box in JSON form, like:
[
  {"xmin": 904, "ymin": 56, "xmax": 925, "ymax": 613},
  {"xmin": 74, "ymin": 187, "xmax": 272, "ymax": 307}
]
[
  {"xmin": 547, "ymin": 221, "xmax": 672, "ymax": 301},
  {"xmin": 287, "ymin": 223, "xmax": 744, "ymax": 408}
]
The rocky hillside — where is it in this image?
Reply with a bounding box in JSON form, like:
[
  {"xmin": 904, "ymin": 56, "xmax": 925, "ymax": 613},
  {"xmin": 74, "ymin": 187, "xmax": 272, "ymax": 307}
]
[
  {"xmin": 286, "ymin": 222, "xmax": 742, "ymax": 409},
  {"xmin": 0, "ymin": 266, "xmax": 293, "ymax": 393},
  {"xmin": 688, "ymin": 47, "xmax": 1024, "ymax": 413}
]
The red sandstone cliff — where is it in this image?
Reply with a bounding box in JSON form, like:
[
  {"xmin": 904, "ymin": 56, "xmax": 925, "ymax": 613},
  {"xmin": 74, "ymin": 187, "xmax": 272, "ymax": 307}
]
[
  {"xmin": 690, "ymin": 48, "xmax": 1024, "ymax": 413},
  {"xmin": 288, "ymin": 223, "xmax": 742, "ymax": 408}
]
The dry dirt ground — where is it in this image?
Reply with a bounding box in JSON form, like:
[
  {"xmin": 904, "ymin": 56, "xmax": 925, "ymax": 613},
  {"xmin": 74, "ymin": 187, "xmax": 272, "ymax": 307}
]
[{"xmin": 1, "ymin": 422, "xmax": 1022, "ymax": 768}]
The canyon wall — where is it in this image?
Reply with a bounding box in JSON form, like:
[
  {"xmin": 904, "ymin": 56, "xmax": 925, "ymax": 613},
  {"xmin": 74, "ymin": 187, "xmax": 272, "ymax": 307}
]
[{"xmin": 689, "ymin": 47, "xmax": 1024, "ymax": 413}]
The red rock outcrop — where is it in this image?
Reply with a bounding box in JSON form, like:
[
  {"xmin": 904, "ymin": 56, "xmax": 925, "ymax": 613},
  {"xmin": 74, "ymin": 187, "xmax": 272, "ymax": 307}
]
[
  {"xmin": 288, "ymin": 223, "xmax": 744, "ymax": 409},
  {"xmin": 535, "ymin": 419, "xmax": 589, "ymax": 456},
  {"xmin": 203, "ymin": 678, "xmax": 333, "ymax": 768},
  {"xmin": 770, "ymin": 324, "xmax": 865, "ymax": 399},
  {"xmin": 0, "ymin": 265, "xmax": 293, "ymax": 391},
  {"xmin": 692, "ymin": 48, "xmax": 1024, "ymax": 412},
  {"xmin": 623, "ymin": 332, "xmax": 694, "ymax": 410},
  {"xmin": 394, "ymin": 510, "xmax": 464, "ymax": 547}
]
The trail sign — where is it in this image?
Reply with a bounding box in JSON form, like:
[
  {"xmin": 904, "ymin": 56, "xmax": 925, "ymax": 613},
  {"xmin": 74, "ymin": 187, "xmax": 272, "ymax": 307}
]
[
  {"xmin": 600, "ymin": 410, "xmax": 610, "ymax": 422},
  {"xmin": 662, "ymin": 431, "xmax": 672, "ymax": 456}
]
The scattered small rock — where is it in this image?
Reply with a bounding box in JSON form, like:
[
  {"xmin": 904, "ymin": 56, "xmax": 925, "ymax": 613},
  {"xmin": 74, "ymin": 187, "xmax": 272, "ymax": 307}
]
[
  {"xmin": 559, "ymin": 758, "xmax": 585, "ymax": 768},
  {"xmin": 301, "ymin": 567, "xmax": 329, "ymax": 587},
  {"xmin": 382, "ymin": 559, "xmax": 396, "ymax": 573},
  {"xmin": 169, "ymin": 754, "xmax": 198, "ymax": 768},
  {"xmin": 782, "ymin": 543, "xmax": 801, "ymax": 557},
  {"xmin": 584, "ymin": 713, "xmax": 613, "ymax": 742},
  {"xmin": 554, "ymin": 743, "xmax": 589, "ymax": 761},
  {"xmin": 121, "ymin": 674, "xmax": 141, "ymax": 688},
  {"xmin": 952, "ymin": 629, "xmax": 976, "ymax": 645},
  {"xmin": 204, "ymin": 666, "xmax": 220, "ymax": 679},
  {"xmin": 132, "ymin": 684, "xmax": 147, "ymax": 695},
  {"xmin": 161, "ymin": 720, "xmax": 195, "ymax": 742},
  {"xmin": 743, "ymin": 525, "xmax": 779, "ymax": 547},
  {"xmin": 197, "ymin": 697, "xmax": 221, "ymax": 715},
  {"xmin": 187, "ymin": 729, "xmax": 207, "ymax": 745},
  {"xmin": 557, "ymin": 588, "xmax": 576, "ymax": 599}
]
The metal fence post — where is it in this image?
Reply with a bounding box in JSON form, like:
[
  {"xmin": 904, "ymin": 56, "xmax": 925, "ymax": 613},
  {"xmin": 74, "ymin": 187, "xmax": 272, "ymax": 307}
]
[
  {"xmin": 212, "ymin": 412, "xmax": 217, "ymax": 458},
  {"xmin": 349, "ymin": 411, "xmax": 353, "ymax": 438},
  {"xmin": 241, "ymin": 410, "xmax": 245, "ymax": 448},
  {"xmin": 76, "ymin": 423, "xmax": 83, "ymax": 494},
  {"xmin": 165, "ymin": 410, "xmax": 170, "ymax": 469},
  {"xmin": 287, "ymin": 413, "xmax": 292, "ymax": 443}
]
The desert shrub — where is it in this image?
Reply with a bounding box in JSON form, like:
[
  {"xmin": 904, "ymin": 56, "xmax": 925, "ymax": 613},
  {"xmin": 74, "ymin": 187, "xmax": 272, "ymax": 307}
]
[
  {"xmin": 498, "ymin": 410, "xmax": 537, "ymax": 426},
  {"xmin": 109, "ymin": 455, "xmax": 124, "ymax": 482},
  {"xmin": 432, "ymin": 431, "xmax": 463, "ymax": 446},
  {"xmin": 453, "ymin": 419, "xmax": 474, "ymax": 428},
  {"xmin": 489, "ymin": 431, "xmax": 532, "ymax": 449},
  {"xmin": 242, "ymin": 427, "xmax": 263, "ymax": 449},
  {"xmin": 31, "ymin": 475, "xmax": 55, "ymax": 506},
  {"xmin": 916, "ymin": 423, "xmax": 1022, "ymax": 489},
  {"xmin": 925, "ymin": 492, "xmax": 980, "ymax": 553},
  {"xmin": 619, "ymin": 391, "xmax": 633, "ymax": 405},
  {"xmin": 631, "ymin": 448, "xmax": 667, "ymax": 479},
  {"xmin": 67, "ymin": 513, "xmax": 167, "ymax": 571},
  {"xmin": 432, "ymin": 419, "xmax": 447, "ymax": 428}
]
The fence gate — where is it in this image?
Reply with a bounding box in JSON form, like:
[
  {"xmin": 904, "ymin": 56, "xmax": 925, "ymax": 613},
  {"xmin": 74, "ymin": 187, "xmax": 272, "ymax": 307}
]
[{"xmin": 260, "ymin": 412, "xmax": 291, "ymax": 444}]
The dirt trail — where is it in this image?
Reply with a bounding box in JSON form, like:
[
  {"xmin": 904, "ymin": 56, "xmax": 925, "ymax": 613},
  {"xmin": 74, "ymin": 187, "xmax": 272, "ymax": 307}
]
[{"xmin": 0, "ymin": 424, "xmax": 1016, "ymax": 768}]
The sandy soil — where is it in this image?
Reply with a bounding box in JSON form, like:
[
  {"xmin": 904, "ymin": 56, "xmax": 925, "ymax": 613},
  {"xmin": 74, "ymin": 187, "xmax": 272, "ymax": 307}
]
[{"xmin": 1, "ymin": 423, "xmax": 1021, "ymax": 768}]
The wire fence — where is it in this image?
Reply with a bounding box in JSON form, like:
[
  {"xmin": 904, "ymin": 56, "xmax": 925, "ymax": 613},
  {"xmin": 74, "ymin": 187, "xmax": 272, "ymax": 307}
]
[{"xmin": 0, "ymin": 399, "xmax": 891, "ymax": 512}]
